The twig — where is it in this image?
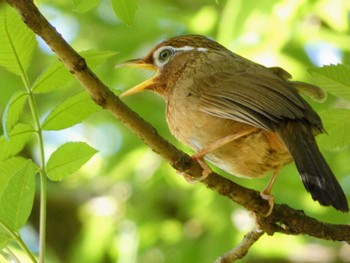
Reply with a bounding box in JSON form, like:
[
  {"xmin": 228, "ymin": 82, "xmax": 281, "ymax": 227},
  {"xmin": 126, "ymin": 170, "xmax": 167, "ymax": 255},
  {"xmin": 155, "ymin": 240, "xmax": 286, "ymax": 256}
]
[
  {"xmin": 5, "ymin": 0, "xmax": 350, "ymax": 245},
  {"xmin": 215, "ymin": 229, "xmax": 264, "ymax": 263}
]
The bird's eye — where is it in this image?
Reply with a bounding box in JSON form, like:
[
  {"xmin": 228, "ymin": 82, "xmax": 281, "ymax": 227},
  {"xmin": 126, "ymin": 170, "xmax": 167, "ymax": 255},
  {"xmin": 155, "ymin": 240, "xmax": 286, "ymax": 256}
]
[{"xmin": 158, "ymin": 48, "xmax": 173, "ymax": 62}]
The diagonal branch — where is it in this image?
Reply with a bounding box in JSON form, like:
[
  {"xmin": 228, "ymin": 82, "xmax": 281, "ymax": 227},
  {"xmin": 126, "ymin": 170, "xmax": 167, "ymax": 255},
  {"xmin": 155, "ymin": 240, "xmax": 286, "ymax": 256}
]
[
  {"xmin": 215, "ymin": 229, "xmax": 265, "ymax": 263},
  {"xmin": 5, "ymin": 0, "xmax": 350, "ymax": 243}
]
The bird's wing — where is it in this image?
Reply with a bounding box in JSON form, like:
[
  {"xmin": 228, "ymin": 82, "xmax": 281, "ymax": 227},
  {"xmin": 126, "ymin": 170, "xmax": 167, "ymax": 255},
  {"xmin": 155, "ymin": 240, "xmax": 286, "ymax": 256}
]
[{"xmin": 197, "ymin": 71, "xmax": 322, "ymax": 131}]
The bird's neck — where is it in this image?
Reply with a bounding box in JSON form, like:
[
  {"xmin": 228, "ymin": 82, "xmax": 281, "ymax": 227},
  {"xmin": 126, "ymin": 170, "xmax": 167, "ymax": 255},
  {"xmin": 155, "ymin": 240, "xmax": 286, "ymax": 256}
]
[{"xmin": 151, "ymin": 61, "xmax": 189, "ymax": 100}]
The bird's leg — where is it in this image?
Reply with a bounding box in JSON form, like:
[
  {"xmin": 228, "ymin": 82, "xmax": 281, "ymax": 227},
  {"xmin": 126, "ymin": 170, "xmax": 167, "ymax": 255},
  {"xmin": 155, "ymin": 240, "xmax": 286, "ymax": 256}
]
[
  {"xmin": 191, "ymin": 129, "xmax": 257, "ymax": 180},
  {"xmin": 260, "ymin": 165, "xmax": 282, "ymax": 216}
]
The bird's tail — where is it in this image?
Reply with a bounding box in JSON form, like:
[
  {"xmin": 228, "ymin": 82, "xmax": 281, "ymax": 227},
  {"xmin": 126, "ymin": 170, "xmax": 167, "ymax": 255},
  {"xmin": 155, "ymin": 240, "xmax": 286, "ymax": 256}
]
[{"xmin": 276, "ymin": 121, "xmax": 348, "ymax": 212}]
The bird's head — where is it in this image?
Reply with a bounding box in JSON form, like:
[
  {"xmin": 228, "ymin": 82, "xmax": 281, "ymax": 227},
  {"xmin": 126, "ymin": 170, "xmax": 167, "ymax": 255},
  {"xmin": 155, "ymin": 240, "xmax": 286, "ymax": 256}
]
[{"xmin": 119, "ymin": 35, "xmax": 224, "ymax": 97}]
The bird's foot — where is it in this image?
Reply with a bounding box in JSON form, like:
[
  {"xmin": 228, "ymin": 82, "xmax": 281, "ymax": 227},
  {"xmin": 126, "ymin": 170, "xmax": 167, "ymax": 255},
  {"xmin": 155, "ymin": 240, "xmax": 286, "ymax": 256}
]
[
  {"xmin": 190, "ymin": 154, "xmax": 212, "ymax": 181},
  {"xmin": 260, "ymin": 190, "xmax": 275, "ymax": 217},
  {"xmin": 177, "ymin": 156, "xmax": 212, "ymax": 184},
  {"xmin": 180, "ymin": 172, "xmax": 199, "ymax": 184},
  {"xmin": 259, "ymin": 166, "xmax": 281, "ymax": 216}
]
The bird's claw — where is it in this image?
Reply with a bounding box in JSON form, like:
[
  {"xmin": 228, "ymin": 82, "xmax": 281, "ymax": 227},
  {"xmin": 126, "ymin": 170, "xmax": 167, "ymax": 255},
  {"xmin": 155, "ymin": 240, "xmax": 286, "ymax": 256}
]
[
  {"xmin": 260, "ymin": 191, "xmax": 275, "ymax": 217},
  {"xmin": 180, "ymin": 154, "xmax": 212, "ymax": 183}
]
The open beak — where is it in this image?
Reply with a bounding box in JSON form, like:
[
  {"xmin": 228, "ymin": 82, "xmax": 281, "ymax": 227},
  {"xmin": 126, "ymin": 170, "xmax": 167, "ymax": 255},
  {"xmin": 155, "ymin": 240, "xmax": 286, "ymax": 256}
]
[{"xmin": 119, "ymin": 59, "xmax": 158, "ymax": 97}]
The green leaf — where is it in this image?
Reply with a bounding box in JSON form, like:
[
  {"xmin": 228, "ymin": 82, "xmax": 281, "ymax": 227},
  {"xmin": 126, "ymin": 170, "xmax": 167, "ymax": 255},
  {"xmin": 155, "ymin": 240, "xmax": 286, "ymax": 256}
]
[
  {"xmin": 2, "ymin": 91, "xmax": 28, "ymax": 140},
  {"xmin": 73, "ymin": 0, "xmax": 101, "ymax": 13},
  {"xmin": 309, "ymin": 65, "xmax": 350, "ymax": 101},
  {"xmin": 46, "ymin": 142, "xmax": 97, "ymax": 181},
  {"xmin": 0, "ymin": 158, "xmax": 29, "ymax": 192},
  {"xmin": 111, "ymin": 0, "xmax": 137, "ymax": 26},
  {"xmin": 0, "ymin": 158, "xmax": 37, "ymax": 232},
  {"xmin": 0, "ymin": 123, "xmax": 34, "ymax": 162},
  {"xmin": 0, "ymin": 5, "xmax": 36, "ymax": 75},
  {"xmin": 85, "ymin": 50, "xmax": 118, "ymax": 67},
  {"xmin": 32, "ymin": 50, "xmax": 118, "ymax": 93},
  {"xmin": 317, "ymin": 109, "xmax": 350, "ymax": 150},
  {"xmin": 42, "ymin": 92, "xmax": 101, "ymax": 130}
]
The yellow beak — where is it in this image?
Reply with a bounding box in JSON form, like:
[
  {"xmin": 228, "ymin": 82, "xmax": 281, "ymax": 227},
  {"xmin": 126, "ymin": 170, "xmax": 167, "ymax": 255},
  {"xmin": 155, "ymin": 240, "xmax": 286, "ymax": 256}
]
[{"xmin": 119, "ymin": 59, "xmax": 158, "ymax": 97}]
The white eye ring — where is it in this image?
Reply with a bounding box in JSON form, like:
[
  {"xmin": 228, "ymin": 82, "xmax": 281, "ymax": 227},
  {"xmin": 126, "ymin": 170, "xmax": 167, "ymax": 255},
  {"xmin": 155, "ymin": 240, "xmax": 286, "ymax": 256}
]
[
  {"xmin": 152, "ymin": 45, "xmax": 208, "ymax": 68},
  {"xmin": 153, "ymin": 46, "xmax": 175, "ymax": 68}
]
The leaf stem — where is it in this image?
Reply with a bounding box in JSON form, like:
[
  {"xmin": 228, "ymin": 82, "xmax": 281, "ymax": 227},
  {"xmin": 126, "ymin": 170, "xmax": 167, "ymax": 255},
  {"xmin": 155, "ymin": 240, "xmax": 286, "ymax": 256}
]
[
  {"xmin": 3, "ymin": 5, "xmax": 47, "ymax": 261},
  {"xmin": 22, "ymin": 69, "xmax": 47, "ymax": 263},
  {"xmin": 0, "ymin": 219, "xmax": 38, "ymax": 263},
  {"xmin": 2, "ymin": 247, "xmax": 20, "ymax": 263}
]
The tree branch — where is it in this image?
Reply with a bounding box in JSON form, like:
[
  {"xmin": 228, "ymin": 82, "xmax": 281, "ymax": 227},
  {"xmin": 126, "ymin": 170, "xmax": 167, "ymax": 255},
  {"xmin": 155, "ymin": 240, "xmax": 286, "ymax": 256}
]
[
  {"xmin": 215, "ymin": 229, "xmax": 264, "ymax": 263},
  {"xmin": 5, "ymin": 0, "xmax": 350, "ymax": 244}
]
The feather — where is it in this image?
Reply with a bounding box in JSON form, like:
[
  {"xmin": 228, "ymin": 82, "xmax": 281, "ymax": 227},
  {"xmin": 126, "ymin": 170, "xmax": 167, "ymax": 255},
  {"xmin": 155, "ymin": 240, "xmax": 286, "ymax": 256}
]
[{"xmin": 197, "ymin": 71, "xmax": 322, "ymax": 132}]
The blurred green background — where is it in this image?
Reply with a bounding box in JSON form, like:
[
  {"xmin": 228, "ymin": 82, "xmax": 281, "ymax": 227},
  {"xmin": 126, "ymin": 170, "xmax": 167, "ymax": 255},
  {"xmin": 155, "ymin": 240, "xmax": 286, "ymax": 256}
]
[{"xmin": 1, "ymin": 0, "xmax": 350, "ymax": 262}]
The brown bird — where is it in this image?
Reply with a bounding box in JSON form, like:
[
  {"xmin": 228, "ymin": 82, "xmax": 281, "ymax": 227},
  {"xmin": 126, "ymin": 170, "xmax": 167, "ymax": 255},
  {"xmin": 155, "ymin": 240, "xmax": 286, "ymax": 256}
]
[{"xmin": 120, "ymin": 34, "xmax": 348, "ymax": 213}]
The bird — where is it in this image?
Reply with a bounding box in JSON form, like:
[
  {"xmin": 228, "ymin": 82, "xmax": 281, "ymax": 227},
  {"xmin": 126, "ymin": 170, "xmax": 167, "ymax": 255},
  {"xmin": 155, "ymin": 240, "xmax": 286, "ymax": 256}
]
[{"xmin": 120, "ymin": 34, "xmax": 348, "ymax": 213}]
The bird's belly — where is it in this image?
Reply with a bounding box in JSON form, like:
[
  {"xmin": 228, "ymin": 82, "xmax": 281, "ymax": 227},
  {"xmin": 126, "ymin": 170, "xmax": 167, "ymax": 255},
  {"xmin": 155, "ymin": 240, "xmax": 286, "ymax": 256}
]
[
  {"xmin": 202, "ymin": 130, "xmax": 292, "ymax": 178},
  {"xmin": 166, "ymin": 103, "xmax": 291, "ymax": 178}
]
